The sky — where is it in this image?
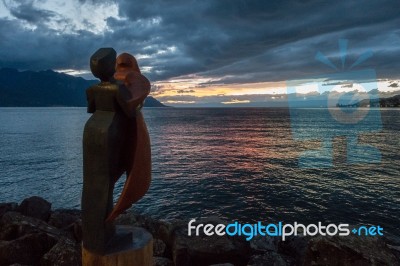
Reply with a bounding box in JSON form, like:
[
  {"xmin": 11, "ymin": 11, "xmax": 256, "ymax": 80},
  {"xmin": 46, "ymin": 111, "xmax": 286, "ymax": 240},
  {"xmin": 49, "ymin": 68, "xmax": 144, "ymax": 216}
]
[{"xmin": 0, "ymin": 0, "xmax": 399, "ymax": 106}]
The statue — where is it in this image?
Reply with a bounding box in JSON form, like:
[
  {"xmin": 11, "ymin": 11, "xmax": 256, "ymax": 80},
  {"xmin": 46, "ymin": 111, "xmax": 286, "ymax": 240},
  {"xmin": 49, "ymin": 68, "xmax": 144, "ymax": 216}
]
[{"xmin": 82, "ymin": 47, "xmax": 151, "ymax": 255}]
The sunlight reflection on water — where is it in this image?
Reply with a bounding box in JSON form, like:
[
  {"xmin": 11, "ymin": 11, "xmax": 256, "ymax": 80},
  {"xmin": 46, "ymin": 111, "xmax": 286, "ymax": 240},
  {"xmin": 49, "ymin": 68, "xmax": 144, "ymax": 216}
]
[{"xmin": 0, "ymin": 107, "xmax": 399, "ymax": 240}]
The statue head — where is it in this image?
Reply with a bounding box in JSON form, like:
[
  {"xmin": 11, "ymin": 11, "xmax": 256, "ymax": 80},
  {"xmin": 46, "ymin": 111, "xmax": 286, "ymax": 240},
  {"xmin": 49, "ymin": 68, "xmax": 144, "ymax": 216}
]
[
  {"xmin": 90, "ymin": 48, "xmax": 117, "ymax": 82},
  {"xmin": 114, "ymin": 53, "xmax": 141, "ymax": 81}
]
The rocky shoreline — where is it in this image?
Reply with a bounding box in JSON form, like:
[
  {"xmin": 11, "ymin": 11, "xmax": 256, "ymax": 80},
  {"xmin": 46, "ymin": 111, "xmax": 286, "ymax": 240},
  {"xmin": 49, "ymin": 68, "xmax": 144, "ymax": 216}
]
[{"xmin": 0, "ymin": 196, "xmax": 399, "ymax": 266}]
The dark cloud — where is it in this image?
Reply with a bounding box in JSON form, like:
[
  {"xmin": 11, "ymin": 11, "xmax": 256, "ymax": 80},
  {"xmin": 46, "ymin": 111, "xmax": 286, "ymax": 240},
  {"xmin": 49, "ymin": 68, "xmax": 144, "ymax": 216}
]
[
  {"xmin": 0, "ymin": 19, "xmax": 92, "ymax": 68},
  {"xmin": 0, "ymin": 0, "xmax": 399, "ymax": 83},
  {"xmin": 341, "ymin": 84, "xmax": 353, "ymax": 88},
  {"xmin": 5, "ymin": 0, "xmax": 56, "ymax": 24},
  {"xmin": 176, "ymin": 89, "xmax": 195, "ymax": 94}
]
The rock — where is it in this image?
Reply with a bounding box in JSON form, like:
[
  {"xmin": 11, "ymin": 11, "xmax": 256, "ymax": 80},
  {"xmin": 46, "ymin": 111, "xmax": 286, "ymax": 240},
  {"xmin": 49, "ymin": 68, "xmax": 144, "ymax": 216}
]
[
  {"xmin": 116, "ymin": 212, "xmax": 185, "ymax": 240},
  {"xmin": 41, "ymin": 237, "xmax": 81, "ymax": 266},
  {"xmin": 1, "ymin": 201, "xmax": 399, "ymax": 266},
  {"xmin": 157, "ymin": 219, "xmax": 186, "ymax": 250},
  {"xmin": 132, "ymin": 213, "xmax": 165, "ymax": 236},
  {"xmin": 1, "ymin": 212, "xmax": 67, "ymax": 240},
  {"xmin": 172, "ymin": 218, "xmax": 251, "ymax": 266},
  {"xmin": 0, "ymin": 211, "xmax": 81, "ymax": 265},
  {"xmin": 152, "ymin": 219, "xmax": 186, "ymax": 260},
  {"xmin": 0, "ymin": 203, "xmax": 18, "ymax": 218},
  {"xmin": 302, "ymin": 235, "xmax": 399, "ymax": 266},
  {"xmin": 153, "ymin": 256, "xmax": 174, "ymax": 266},
  {"xmin": 0, "ymin": 223, "xmax": 18, "ymax": 241},
  {"xmin": 0, "ymin": 232, "xmax": 57, "ymax": 265},
  {"xmin": 388, "ymin": 244, "xmax": 400, "ymax": 252},
  {"xmin": 277, "ymin": 234, "xmax": 309, "ymax": 264},
  {"xmin": 48, "ymin": 209, "xmax": 80, "ymax": 229},
  {"xmin": 388, "ymin": 244, "xmax": 400, "ymax": 259},
  {"xmin": 18, "ymin": 196, "xmax": 52, "ymax": 221},
  {"xmin": 250, "ymin": 235, "xmax": 278, "ymax": 253},
  {"xmin": 153, "ymin": 238, "xmax": 167, "ymax": 257},
  {"xmin": 116, "ymin": 212, "xmax": 185, "ymax": 258},
  {"xmin": 247, "ymin": 252, "xmax": 294, "ymax": 266},
  {"xmin": 48, "ymin": 209, "xmax": 82, "ymax": 242},
  {"xmin": 115, "ymin": 212, "xmax": 139, "ymax": 225},
  {"xmin": 73, "ymin": 219, "xmax": 82, "ymax": 243}
]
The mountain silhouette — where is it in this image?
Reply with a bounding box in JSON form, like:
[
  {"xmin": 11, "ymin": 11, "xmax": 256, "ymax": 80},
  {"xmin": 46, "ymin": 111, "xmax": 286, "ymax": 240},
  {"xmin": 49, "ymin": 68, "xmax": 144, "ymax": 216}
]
[{"xmin": 0, "ymin": 68, "xmax": 167, "ymax": 107}]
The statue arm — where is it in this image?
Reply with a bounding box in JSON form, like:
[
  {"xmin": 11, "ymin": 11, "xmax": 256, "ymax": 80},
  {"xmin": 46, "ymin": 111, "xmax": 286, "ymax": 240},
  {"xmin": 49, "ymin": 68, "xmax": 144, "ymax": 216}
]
[
  {"xmin": 86, "ymin": 87, "xmax": 96, "ymax": 113},
  {"xmin": 116, "ymin": 73, "xmax": 150, "ymax": 118}
]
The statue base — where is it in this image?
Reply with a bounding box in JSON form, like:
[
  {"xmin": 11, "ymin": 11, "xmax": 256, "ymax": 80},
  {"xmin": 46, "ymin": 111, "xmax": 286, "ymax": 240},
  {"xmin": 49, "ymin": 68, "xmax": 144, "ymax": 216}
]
[{"xmin": 82, "ymin": 226, "xmax": 153, "ymax": 266}]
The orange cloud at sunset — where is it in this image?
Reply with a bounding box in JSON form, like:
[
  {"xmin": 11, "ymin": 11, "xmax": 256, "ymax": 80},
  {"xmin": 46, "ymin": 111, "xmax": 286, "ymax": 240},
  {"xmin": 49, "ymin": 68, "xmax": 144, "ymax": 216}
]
[
  {"xmin": 151, "ymin": 75, "xmax": 288, "ymax": 99},
  {"xmin": 149, "ymin": 76, "xmax": 400, "ymax": 107}
]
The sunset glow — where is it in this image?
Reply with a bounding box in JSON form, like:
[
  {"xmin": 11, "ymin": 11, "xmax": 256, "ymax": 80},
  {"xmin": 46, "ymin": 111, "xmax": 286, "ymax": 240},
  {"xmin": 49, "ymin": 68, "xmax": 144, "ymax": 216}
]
[{"xmin": 1, "ymin": 0, "xmax": 399, "ymax": 107}]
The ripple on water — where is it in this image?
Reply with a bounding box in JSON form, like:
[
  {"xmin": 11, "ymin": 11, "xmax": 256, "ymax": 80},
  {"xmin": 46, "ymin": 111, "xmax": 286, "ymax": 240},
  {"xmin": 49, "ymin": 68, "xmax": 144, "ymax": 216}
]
[{"xmin": 0, "ymin": 107, "xmax": 399, "ymax": 241}]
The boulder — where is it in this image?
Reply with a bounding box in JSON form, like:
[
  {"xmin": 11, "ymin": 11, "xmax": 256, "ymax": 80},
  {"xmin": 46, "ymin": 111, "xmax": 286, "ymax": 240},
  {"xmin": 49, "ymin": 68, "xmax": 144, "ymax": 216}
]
[
  {"xmin": 0, "ymin": 232, "xmax": 57, "ymax": 265},
  {"xmin": 157, "ymin": 219, "xmax": 186, "ymax": 246},
  {"xmin": 302, "ymin": 235, "xmax": 399, "ymax": 266},
  {"xmin": 387, "ymin": 244, "xmax": 400, "ymax": 259},
  {"xmin": 17, "ymin": 196, "xmax": 51, "ymax": 221},
  {"xmin": 73, "ymin": 219, "xmax": 82, "ymax": 243},
  {"xmin": 153, "ymin": 238, "xmax": 167, "ymax": 257},
  {"xmin": 153, "ymin": 256, "xmax": 174, "ymax": 266},
  {"xmin": 172, "ymin": 218, "xmax": 251, "ymax": 266},
  {"xmin": 126, "ymin": 213, "xmax": 169, "ymax": 238},
  {"xmin": 0, "ymin": 211, "xmax": 82, "ymax": 265},
  {"xmin": 48, "ymin": 209, "xmax": 82, "ymax": 242},
  {"xmin": 250, "ymin": 235, "xmax": 278, "ymax": 253},
  {"xmin": 116, "ymin": 212, "xmax": 185, "ymax": 258},
  {"xmin": 115, "ymin": 212, "xmax": 139, "ymax": 225},
  {"xmin": 247, "ymin": 252, "xmax": 294, "ymax": 266},
  {"xmin": 48, "ymin": 209, "xmax": 80, "ymax": 229},
  {"xmin": 277, "ymin": 234, "xmax": 309, "ymax": 264},
  {"xmin": 0, "ymin": 203, "xmax": 18, "ymax": 218},
  {"xmin": 41, "ymin": 237, "xmax": 81, "ymax": 266},
  {"xmin": 0, "ymin": 212, "xmax": 68, "ymax": 240},
  {"xmin": 0, "ymin": 208, "xmax": 86, "ymax": 265}
]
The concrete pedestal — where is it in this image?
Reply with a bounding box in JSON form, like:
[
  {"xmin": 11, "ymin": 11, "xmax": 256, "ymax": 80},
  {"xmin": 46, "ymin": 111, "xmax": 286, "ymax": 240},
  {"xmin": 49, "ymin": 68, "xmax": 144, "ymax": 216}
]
[{"xmin": 82, "ymin": 226, "xmax": 153, "ymax": 266}]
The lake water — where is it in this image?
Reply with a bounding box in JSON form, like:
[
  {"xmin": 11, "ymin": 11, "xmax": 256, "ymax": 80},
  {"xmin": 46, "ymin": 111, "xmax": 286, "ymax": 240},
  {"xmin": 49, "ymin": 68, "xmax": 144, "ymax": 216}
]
[{"xmin": 0, "ymin": 107, "xmax": 399, "ymax": 241}]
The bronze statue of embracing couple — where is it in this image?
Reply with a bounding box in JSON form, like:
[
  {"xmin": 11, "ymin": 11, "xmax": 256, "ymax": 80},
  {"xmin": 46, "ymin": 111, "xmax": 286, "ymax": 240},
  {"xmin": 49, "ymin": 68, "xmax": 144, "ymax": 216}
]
[{"xmin": 82, "ymin": 48, "xmax": 151, "ymax": 254}]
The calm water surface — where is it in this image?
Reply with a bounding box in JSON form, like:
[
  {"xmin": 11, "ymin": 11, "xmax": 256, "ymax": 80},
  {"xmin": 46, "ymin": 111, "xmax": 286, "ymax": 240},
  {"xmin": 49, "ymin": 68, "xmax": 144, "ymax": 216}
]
[{"xmin": 0, "ymin": 107, "xmax": 399, "ymax": 240}]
